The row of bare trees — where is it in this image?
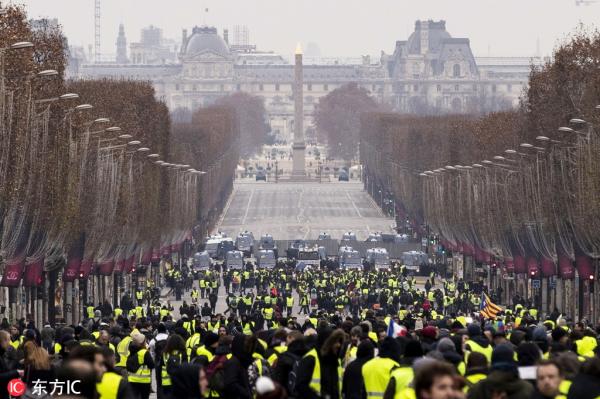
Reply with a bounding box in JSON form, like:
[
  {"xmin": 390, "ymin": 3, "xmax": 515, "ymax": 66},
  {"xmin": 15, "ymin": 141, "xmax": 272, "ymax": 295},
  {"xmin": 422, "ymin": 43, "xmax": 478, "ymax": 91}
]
[
  {"xmin": 0, "ymin": 5, "xmax": 238, "ymax": 283},
  {"xmin": 361, "ymin": 28, "xmax": 600, "ymax": 277}
]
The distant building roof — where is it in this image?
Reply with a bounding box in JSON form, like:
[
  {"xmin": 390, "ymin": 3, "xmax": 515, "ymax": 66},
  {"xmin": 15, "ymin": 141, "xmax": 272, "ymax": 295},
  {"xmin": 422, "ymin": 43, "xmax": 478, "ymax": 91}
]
[{"xmin": 185, "ymin": 26, "xmax": 230, "ymax": 58}]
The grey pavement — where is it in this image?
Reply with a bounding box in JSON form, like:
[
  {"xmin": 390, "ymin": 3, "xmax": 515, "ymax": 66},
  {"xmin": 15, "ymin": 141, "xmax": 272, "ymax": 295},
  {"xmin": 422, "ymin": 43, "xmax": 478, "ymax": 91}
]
[{"xmin": 216, "ymin": 181, "xmax": 395, "ymax": 241}]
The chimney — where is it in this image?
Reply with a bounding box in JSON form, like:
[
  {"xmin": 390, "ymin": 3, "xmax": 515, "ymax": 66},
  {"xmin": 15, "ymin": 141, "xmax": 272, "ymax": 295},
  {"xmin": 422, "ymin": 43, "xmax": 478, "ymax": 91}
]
[
  {"xmin": 420, "ymin": 20, "xmax": 429, "ymax": 55},
  {"xmin": 223, "ymin": 29, "xmax": 229, "ymax": 44},
  {"xmin": 182, "ymin": 28, "xmax": 188, "ymax": 47}
]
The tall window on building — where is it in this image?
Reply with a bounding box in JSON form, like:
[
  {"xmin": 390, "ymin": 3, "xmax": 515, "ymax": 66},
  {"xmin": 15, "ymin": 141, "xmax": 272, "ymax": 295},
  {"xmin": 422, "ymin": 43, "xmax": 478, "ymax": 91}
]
[
  {"xmin": 453, "ymin": 64, "xmax": 461, "ymax": 78},
  {"xmin": 307, "ymin": 83, "xmax": 312, "ymax": 91},
  {"xmin": 236, "ymin": 84, "xmax": 241, "ymax": 91},
  {"xmin": 275, "ymin": 83, "xmax": 280, "ymax": 91},
  {"xmin": 437, "ymin": 84, "xmax": 441, "ymax": 92},
  {"xmin": 259, "ymin": 84, "xmax": 264, "ymax": 91},
  {"xmin": 413, "ymin": 84, "xmax": 419, "ymax": 92},
  {"xmin": 455, "ymin": 85, "xmax": 459, "ymax": 92},
  {"xmin": 175, "ymin": 84, "xmax": 180, "ymax": 91},
  {"xmin": 507, "ymin": 84, "xmax": 512, "ymax": 92},
  {"xmin": 324, "ymin": 84, "xmax": 328, "ymax": 91},
  {"xmin": 492, "ymin": 84, "xmax": 497, "ymax": 93}
]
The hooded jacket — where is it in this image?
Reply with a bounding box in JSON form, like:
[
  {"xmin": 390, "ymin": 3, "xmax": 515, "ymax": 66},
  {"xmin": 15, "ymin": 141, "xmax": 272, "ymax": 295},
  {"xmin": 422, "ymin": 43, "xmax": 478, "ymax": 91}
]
[{"xmin": 272, "ymin": 338, "xmax": 309, "ymax": 395}]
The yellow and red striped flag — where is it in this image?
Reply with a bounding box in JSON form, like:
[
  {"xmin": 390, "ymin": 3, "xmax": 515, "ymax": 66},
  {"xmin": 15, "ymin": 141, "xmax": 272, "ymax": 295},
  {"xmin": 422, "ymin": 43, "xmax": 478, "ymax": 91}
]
[{"xmin": 480, "ymin": 293, "xmax": 502, "ymax": 319}]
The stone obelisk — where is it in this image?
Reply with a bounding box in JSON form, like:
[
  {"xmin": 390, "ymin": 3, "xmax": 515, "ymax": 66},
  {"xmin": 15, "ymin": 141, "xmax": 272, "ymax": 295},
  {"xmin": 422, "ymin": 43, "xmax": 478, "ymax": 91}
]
[{"xmin": 291, "ymin": 42, "xmax": 306, "ymax": 178}]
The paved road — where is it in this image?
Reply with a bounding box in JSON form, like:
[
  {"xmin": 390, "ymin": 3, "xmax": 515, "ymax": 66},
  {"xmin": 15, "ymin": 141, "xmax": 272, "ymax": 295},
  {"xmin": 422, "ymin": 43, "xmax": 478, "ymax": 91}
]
[{"xmin": 217, "ymin": 181, "xmax": 395, "ymax": 240}]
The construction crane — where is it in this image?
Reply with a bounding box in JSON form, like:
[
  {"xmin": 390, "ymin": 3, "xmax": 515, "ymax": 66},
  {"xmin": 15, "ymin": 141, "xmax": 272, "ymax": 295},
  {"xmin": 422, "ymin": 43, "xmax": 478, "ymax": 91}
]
[{"xmin": 94, "ymin": 0, "xmax": 101, "ymax": 63}]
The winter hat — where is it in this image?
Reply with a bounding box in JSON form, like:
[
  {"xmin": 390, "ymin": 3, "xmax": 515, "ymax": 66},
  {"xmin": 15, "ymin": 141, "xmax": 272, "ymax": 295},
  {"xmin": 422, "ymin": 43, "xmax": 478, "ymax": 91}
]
[
  {"xmin": 437, "ymin": 337, "xmax": 456, "ymax": 353},
  {"xmin": 467, "ymin": 323, "xmax": 482, "ymax": 337},
  {"xmin": 131, "ymin": 332, "xmax": 146, "ymax": 346},
  {"xmin": 421, "ymin": 326, "xmax": 437, "ymax": 340},
  {"xmin": 517, "ymin": 342, "xmax": 542, "ymax": 366},
  {"xmin": 203, "ymin": 332, "xmax": 219, "ymax": 347},
  {"xmin": 532, "ymin": 326, "xmax": 547, "ymax": 342},
  {"xmin": 255, "ymin": 376, "xmax": 276, "ymax": 395},
  {"xmin": 551, "ymin": 327, "xmax": 568, "ymax": 342},
  {"xmin": 379, "ymin": 337, "xmax": 401, "ymax": 363},
  {"xmin": 404, "ymin": 339, "xmax": 424, "ymax": 359},
  {"xmin": 492, "ymin": 343, "xmax": 517, "ymax": 373}
]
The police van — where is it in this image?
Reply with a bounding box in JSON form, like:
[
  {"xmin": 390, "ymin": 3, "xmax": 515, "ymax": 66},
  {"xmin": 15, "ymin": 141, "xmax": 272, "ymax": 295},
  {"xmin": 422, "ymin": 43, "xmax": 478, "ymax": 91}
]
[
  {"xmin": 259, "ymin": 234, "xmax": 278, "ymax": 258},
  {"xmin": 225, "ymin": 250, "xmax": 244, "ymax": 270},
  {"xmin": 203, "ymin": 234, "xmax": 224, "ymax": 258},
  {"xmin": 401, "ymin": 250, "xmax": 428, "ymax": 273},
  {"xmin": 235, "ymin": 231, "xmax": 255, "ymax": 257},
  {"xmin": 192, "ymin": 251, "xmax": 213, "ymax": 271},
  {"xmin": 339, "ymin": 247, "xmax": 362, "ymax": 270},
  {"xmin": 366, "ymin": 248, "xmax": 390, "ymax": 270},
  {"xmin": 341, "ymin": 231, "xmax": 357, "ymax": 242},
  {"xmin": 257, "ymin": 249, "xmax": 276, "ymax": 269},
  {"xmin": 296, "ymin": 246, "xmax": 322, "ymax": 271}
]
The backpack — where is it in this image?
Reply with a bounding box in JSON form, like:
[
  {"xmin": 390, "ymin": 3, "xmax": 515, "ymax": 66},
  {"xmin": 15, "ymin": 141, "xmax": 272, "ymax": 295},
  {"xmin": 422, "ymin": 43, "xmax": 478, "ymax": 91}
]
[
  {"xmin": 126, "ymin": 350, "xmax": 142, "ymax": 373},
  {"xmin": 205, "ymin": 354, "xmax": 228, "ymax": 395},
  {"xmin": 248, "ymin": 358, "xmax": 272, "ymax": 394},
  {"xmin": 287, "ymin": 357, "xmax": 302, "ymax": 395}
]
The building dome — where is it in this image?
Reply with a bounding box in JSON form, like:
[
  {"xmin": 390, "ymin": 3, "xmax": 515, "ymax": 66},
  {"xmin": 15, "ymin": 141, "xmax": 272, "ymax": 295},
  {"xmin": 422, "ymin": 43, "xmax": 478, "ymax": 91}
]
[{"xmin": 185, "ymin": 26, "xmax": 230, "ymax": 57}]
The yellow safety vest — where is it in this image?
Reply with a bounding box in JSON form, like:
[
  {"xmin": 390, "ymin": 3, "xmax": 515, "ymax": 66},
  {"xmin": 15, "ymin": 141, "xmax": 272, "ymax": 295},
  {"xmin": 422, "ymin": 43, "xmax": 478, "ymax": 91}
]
[
  {"xmin": 186, "ymin": 334, "xmax": 201, "ymax": 357},
  {"xmin": 465, "ymin": 340, "xmax": 493, "ymax": 364},
  {"xmin": 114, "ymin": 308, "xmax": 123, "ymax": 318},
  {"xmin": 303, "ymin": 348, "xmax": 342, "ymax": 398},
  {"xmin": 10, "ymin": 336, "xmax": 24, "ymax": 350},
  {"xmin": 136, "ymin": 291, "xmax": 144, "ymax": 300},
  {"xmin": 463, "ymin": 373, "xmax": 486, "ymax": 392},
  {"xmin": 263, "ymin": 308, "xmax": 273, "ymax": 320},
  {"xmin": 97, "ymin": 371, "xmax": 122, "ymax": 399},
  {"xmin": 286, "ymin": 297, "xmax": 294, "ymax": 307},
  {"xmin": 115, "ymin": 336, "xmax": 132, "ymax": 368},
  {"xmin": 390, "ymin": 366, "xmax": 414, "ymax": 397},
  {"xmin": 87, "ymin": 306, "xmax": 95, "ymax": 318},
  {"xmin": 243, "ymin": 322, "xmax": 254, "ymax": 335},
  {"xmin": 128, "ymin": 349, "xmax": 151, "ymax": 384},
  {"xmin": 575, "ymin": 337, "xmax": 597, "ymax": 358},
  {"xmin": 362, "ymin": 357, "xmax": 400, "ymax": 399},
  {"xmin": 162, "ymin": 351, "xmax": 182, "ymax": 386},
  {"xmin": 196, "ymin": 345, "xmax": 215, "ymax": 362},
  {"xmin": 191, "ymin": 290, "xmax": 199, "ymax": 299}
]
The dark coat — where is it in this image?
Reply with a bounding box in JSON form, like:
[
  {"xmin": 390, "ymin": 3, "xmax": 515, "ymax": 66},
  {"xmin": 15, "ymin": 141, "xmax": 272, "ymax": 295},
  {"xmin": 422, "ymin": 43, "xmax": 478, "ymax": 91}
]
[{"xmin": 467, "ymin": 370, "xmax": 534, "ymax": 399}]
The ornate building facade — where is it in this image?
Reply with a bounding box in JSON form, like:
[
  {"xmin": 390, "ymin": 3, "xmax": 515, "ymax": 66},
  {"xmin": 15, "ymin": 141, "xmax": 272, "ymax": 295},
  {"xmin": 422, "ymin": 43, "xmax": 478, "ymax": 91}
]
[{"xmin": 75, "ymin": 20, "xmax": 544, "ymax": 143}]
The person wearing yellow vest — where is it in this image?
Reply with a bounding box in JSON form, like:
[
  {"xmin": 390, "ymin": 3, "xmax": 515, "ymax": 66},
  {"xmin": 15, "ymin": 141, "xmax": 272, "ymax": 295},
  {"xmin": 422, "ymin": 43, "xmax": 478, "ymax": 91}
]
[
  {"xmin": 195, "ymin": 332, "xmax": 219, "ymax": 365},
  {"xmin": 462, "ymin": 352, "xmax": 488, "ymax": 392},
  {"xmin": 159, "ymin": 334, "xmax": 187, "ymax": 397},
  {"xmin": 286, "ymin": 295, "xmax": 294, "ymax": 317},
  {"xmin": 295, "ymin": 328, "xmax": 345, "ymax": 399},
  {"xmin": 98, "ymin": 352, "xmax": 132, "ymax": 399},
  {"xmin": 464, "ymin": 324, "xmax": 493, "ymax": 364},
  {"xmin": 362, "ymin": 337, "xmax": 401, "ymax": 399},
  {"xmin": 127, "ymin": 333, "xmax": 154, "ymax": 399},
  {"xmin": 135, "ymin": 289, "xmax": 144, "ymax": 305}
]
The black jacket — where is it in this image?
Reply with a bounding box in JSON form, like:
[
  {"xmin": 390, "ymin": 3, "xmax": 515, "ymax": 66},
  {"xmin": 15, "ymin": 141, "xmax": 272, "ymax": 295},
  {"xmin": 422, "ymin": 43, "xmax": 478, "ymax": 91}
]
[
  {"xmin": 272, "ymin": 339, "xmax": 308, "ymax": 395},
  {"xmin": 222, "ymin": 356, "xmax": 251, "ymax": 399},
  {"xmin": 0, "ymin": 348, "xmax": 19, "ymax": 399},
  {"xmin": 342, "ymin": 357, "xmax": 368, "ymax": 399},
  {"xmin": 296, "ymin": 353, "xmax": 340, "ymax": 399}
]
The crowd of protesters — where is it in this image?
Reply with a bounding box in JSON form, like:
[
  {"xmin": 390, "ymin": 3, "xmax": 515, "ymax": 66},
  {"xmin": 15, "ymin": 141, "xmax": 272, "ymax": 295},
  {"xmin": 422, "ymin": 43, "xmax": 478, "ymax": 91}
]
[{"xmin": 0, "ymin": 262, "xmax": 598, "ymax": 399}]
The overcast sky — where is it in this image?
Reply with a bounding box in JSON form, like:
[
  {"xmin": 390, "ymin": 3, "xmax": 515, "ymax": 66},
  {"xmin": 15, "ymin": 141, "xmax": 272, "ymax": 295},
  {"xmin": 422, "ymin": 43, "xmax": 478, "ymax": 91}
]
[{"xmin": 19, "ymin": 0, "xmax": 600, "ymax": 58}]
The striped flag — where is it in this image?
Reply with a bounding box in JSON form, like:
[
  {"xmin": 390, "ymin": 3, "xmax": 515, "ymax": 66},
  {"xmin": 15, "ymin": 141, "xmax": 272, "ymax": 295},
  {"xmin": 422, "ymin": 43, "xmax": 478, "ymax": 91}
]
[{"xmin": 480, "ymin": 292, "xmax": 502, "ymax": 319}]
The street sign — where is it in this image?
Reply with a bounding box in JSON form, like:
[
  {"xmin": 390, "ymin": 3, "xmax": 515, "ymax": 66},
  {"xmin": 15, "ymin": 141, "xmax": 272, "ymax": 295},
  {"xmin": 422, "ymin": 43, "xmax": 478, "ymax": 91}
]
[
  {"xmin": 421, "ymin": 238, "xmax": 427, "ymax": 247},
  {"xmin": 531, "ymin": 279, "xmax": 541, "ymax": 289},
  {"xmin": 549, "ymin": 279, "xmax": 557, "ymax": 289}
]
